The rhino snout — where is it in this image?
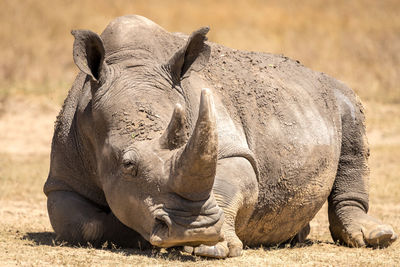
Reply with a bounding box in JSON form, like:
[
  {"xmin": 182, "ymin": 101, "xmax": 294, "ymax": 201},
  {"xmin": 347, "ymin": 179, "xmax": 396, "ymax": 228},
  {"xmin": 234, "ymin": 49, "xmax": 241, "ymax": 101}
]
[{"xmin": 149, "ymin": 203, "xmax": 224, "ymax": 248}]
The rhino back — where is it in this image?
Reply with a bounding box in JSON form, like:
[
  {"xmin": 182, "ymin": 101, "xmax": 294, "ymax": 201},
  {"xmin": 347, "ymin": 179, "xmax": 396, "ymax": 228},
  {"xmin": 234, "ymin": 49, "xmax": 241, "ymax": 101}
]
[{"xmin": 202, "ymin": 43, "xmax": 342, "ymax": 245}]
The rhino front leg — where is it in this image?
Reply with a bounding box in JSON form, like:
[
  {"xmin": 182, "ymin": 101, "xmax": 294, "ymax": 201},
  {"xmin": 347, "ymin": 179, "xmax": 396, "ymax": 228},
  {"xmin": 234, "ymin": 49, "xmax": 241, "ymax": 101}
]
[
  {"xmin": 328, "ymin": 89, "xmax": 397, "ymax": 248},
  {"xmin": 47, "ymin": 190, "xmax": 149, "ymax": 248},
  {"xmin": 185, "ymin": 157, "xmax": 258, "ymax": 258}
]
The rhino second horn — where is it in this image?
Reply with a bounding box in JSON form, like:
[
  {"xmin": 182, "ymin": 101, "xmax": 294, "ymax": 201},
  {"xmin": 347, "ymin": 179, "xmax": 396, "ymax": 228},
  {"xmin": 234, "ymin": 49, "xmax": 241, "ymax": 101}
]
[
  {"xmin": 160, "ymin": 104, "xmax": 188, "ymax": 149},
  {"xmin": 169, "ymin": 88, "xmax": 218, "ymax": 201}
]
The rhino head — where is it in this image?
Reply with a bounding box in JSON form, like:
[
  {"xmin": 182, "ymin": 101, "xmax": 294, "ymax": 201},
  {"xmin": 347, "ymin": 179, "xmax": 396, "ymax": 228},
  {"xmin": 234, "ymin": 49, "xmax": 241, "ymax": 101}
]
[{"xmin": 71, "ymin": 16, "xmax": 223, "ymax": 248}]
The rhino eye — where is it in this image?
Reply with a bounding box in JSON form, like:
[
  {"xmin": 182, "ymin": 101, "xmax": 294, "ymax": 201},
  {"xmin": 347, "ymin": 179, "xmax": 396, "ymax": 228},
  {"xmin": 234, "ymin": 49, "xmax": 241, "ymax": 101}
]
[
  {"xmin": 122, "ymin": 150, "xmax": 140, "ymax": 177},
  {"xmin": 122, "ymin": 159, "xmax": 138, "ymax": 176}
]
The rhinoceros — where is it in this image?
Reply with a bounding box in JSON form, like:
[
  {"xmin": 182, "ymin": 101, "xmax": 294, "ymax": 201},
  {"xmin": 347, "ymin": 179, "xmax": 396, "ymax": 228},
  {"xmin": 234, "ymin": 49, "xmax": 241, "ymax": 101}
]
[{"xmin": 44, "ymin": 15, "xmax": 397, "ymax": 258}]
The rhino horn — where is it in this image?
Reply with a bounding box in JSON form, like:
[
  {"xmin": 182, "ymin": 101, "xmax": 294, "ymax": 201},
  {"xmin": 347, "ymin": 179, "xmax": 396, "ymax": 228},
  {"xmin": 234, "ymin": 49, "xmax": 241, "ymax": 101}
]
[
  {"xmin": 160, "ymin": 104, "xmax": 188, "ymax": 150},
  {"xmin": 169, "ymin": 88, "xmax": 218, "ymax": 201}
]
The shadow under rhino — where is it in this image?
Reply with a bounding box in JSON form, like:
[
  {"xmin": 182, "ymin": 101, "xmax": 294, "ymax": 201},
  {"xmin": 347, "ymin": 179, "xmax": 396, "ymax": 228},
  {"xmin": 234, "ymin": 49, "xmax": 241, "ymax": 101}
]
[
  {"xmin": 23, "ymin": 231, "xmax": 325, "ymax": 260},
  {"xmin": 24, "ymin": 232, "xmax": 57, "ymax": 246},
  {"xmin": 23, "ymin": 231, "xmax": 200, "ymax": 261}
]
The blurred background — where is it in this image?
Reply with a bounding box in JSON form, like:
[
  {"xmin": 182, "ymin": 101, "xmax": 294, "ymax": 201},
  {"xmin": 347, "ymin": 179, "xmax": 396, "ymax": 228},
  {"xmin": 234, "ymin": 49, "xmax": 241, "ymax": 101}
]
[
  {"xmin": 0, "ymin": 1, "xmax": 399, "ymax": 264},
  {"xmin": 1, "ymin": 0, "xmax": 399, "ymax": 103}
]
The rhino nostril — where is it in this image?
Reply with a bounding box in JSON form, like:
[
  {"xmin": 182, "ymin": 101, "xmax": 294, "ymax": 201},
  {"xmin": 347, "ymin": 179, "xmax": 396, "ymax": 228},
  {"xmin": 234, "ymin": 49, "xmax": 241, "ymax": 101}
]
[
  {"xmin": 155, "ymin": 218, "xmax": 168, "ymax": 227},
  {"xmin": 154, "ymin": 218, "xmax": 169, "ymax": 236}
]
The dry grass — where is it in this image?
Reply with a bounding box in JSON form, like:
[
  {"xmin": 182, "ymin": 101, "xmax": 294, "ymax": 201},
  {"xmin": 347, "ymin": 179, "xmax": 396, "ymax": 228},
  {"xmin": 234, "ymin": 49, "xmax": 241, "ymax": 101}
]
[{"xmin": 0, "ymin": 0, "xmax": 399, "ymax": 265}]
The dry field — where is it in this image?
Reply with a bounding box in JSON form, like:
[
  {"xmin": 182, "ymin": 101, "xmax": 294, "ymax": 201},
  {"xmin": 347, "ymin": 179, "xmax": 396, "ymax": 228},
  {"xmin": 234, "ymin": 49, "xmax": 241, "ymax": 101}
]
[{"xmin": 0, "ymin": 0, "xmax": 399, "ymax": 266}]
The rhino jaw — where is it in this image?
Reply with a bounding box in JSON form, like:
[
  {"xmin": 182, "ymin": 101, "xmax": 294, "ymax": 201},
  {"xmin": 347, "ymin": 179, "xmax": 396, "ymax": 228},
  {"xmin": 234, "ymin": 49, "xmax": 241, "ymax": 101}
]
[{"xmin": 149, "ymin": 194, "xmax": 224, "ymax": 248}]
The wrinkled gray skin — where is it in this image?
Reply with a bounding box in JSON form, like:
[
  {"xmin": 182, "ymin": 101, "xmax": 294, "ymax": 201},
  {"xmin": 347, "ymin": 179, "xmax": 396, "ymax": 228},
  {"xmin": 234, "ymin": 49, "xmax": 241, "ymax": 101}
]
[{"xmin": 44, "ymin": 15, "xmax": 397, "ymax": 258}]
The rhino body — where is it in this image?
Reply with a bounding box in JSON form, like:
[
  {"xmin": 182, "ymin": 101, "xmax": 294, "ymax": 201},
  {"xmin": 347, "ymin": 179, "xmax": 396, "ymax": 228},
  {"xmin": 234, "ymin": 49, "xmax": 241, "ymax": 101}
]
[{"xmin": 44, "ymin": 15, "xmax": 396, "ymax": 257}]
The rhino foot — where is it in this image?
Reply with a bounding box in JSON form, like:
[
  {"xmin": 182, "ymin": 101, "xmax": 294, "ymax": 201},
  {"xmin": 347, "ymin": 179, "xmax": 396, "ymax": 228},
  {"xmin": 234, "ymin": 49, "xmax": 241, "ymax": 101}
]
[
  {"xmin": 184, "ymin": 239, "xmax": 242, "ymax": 258},
  {"xmin": 330, "ymin": 208, "xmax": 397, "ymax": 248},
  {"xmin": 184, "ymin": 241, "xmax": 229, "ymax": 258},
  {"xmin": 183, "ymin": 233, "xmax": 243, "ymax": 258}
]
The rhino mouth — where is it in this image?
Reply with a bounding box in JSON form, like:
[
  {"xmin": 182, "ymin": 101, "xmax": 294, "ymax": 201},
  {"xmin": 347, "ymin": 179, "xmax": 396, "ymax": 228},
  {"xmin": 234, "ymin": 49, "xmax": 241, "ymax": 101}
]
[{"xmin": 149, "ymin": 200, "xmax": 224, "ymax": 247}]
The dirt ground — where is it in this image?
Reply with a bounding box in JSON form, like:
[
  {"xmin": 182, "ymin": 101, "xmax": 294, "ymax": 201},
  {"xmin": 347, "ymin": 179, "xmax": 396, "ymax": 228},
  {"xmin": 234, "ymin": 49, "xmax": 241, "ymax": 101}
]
[{"xmin": 1, "ymin": 0, "xmax": 400, "ymax": 266}]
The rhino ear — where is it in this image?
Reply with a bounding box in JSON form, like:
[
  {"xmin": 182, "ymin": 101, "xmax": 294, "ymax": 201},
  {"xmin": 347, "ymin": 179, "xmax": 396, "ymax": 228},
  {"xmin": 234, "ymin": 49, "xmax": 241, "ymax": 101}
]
[
  {"xmin": 166, "ymin": 27, "xmax": 211, "ymax": 83},
  {"xmin": 71, "ymin": 30, "xmax": 105, "ymax": 82}
]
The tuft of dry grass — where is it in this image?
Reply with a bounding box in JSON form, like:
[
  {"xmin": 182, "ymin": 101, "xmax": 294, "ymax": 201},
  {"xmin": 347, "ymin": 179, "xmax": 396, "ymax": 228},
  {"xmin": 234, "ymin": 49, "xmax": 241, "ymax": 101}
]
[{"xmin": 0, "ymin": 0, "xmax": 399, "ymax": 265}]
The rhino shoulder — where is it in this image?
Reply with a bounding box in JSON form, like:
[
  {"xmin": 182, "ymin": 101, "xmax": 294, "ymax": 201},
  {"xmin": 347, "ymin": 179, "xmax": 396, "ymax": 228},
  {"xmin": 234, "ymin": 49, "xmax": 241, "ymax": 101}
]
[{"xmin": 46, "ymin": 73, "xmax": 107, "ymax": 206}]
